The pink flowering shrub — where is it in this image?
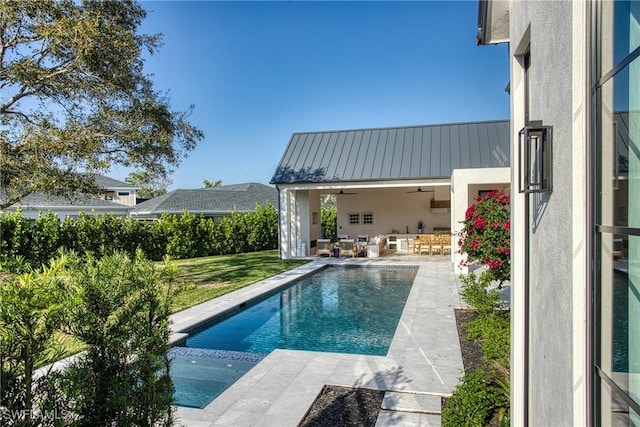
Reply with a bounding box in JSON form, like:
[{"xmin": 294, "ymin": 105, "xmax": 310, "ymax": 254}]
[{"xmin": 458, "ymin": 190, "xmax": 511, "ymax": 283}]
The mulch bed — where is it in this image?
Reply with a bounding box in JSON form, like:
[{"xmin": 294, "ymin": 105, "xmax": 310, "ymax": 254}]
[
  {"xmin": 454, "ymin": 308, "xmax": 484, "ymax": 373},
  {"xmin": 298, "ymin": 309, "xmax": 482, "ymax": 426},
  {"xmin": 298, "ymin": 385, "xmax": 384, "ymax": 427}
]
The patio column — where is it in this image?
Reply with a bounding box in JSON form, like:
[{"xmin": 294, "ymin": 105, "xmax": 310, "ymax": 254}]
[{"xmin": 277, "ymin": 188, "xmax": 310, "ymax": 259}]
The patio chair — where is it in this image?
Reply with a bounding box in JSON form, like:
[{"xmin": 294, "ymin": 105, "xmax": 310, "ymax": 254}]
[
  {"xmin": 316, "ymin": 239, "xmax": 332, "ymax": 257},
  {"xmin": 356, "ymin": 234, "xmax": 369, "ymax": 257},
  {"xmin": 412, "ymin": 235, "xmax": 422, "ymax": 254},
  {"xmin": 356, "ymin": 234, "xmax": 369, "ymax": 244},
  {"xmin": 440, "ymin": 234, "xmax": 452, "ymax": 255},
  {"xmin": 433, "ymin": 234, "xmax": 452, "ymax": 256},
  {"xmin": 337, "ymin": 234, "xmax": 349, "ymax": 240},
  {"xmin": 414, "ymin": 234, "xmax": 432, "ymax": 255},
  {"xmin": 338, "ymin": 239, "xmax": 357, "ymax": 257}
]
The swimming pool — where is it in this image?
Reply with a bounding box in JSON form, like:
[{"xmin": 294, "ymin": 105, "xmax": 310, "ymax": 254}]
[{"xmin": 171, "ymin": 265, "xmax": 417, "ymax": 407}]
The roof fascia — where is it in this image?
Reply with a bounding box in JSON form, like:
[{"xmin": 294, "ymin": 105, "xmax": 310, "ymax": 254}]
[{"xmin": 276, "ymin": 179, "xmax": 451, "ymax": 192}]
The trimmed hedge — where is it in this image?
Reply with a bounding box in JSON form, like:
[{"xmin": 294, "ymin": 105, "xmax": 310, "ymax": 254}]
[{"xmin": 0, "ymin": 204, "xmax": 279, "ymax": 270}]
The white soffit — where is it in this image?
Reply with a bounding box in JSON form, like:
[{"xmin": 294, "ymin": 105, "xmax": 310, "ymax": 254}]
[{"xmin": 485, "ymin": 0, "xmax": 510, "ymax": 44}]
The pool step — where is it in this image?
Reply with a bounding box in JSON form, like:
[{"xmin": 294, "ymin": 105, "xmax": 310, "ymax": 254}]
[
  {"xmin": 376, "ymin": 392, "xmax": 444, "ymax": 426},
  {"xmin": 169, "ymin": 347, "xmax": 268, "ymax": 409},
  {"xmin": 169, "ymin": 346, "xmax": 268, "ymax": 363},
  {"xmin": 380, "ymin": 391, "xmax": 443, "ymax": 414},
  {"xmin": 375, "ymin": 409, "xmax": 441, "ymax": 426}
]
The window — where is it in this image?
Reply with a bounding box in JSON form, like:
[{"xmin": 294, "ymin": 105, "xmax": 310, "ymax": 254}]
[
  {"xmin": 117, "ymin": 191, "xmax": 130, "ymax": 197},
  {"xmin": 362, "ymin": 212, "xmax": 373, "ymax": 224},
  {"xmin": 593, "ymin": 1, "xmax": 640, "ymax": 423},
  {"xmin": 348, "ymin": 213, "xmax": 359, "ymax": 225}
]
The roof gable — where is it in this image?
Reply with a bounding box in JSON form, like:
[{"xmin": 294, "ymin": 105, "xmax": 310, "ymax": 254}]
[{"xmin": 271, "ymin": 120, "xmax": 510, "ymax": 184}]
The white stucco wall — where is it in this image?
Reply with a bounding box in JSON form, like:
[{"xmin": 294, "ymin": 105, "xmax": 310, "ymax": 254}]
[
  {"xmin": 451, "ymin": 167, "xmax": 510, "ymax": 275},
  {"xmin": 335, "ymin": 187, "xmax": 451, "ymax": 239},
  {"xmin": 508, "ymin": 1, "xmax": 588, "ymax": 425}
]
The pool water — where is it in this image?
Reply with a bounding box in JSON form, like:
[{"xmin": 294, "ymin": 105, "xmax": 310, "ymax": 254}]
[
  {"xmin": 170, "ymin": 348, "xmax": 267, "ymax": 408},
  {"xmin": 171, "ymin": 265, "xmax": 417, "ymax": 407}
]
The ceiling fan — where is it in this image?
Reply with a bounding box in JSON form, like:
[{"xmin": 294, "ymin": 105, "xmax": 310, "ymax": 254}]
[
  {"xmin": 332, "ymin": 189, "xmax": 358, "ymax": 195},
  {"xmin": 406, "ymin": 187, "xmax": 435, "ymax": 194}
]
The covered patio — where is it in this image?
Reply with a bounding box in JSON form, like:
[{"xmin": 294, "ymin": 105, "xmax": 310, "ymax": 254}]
[{"xmin": 270, "ymin": 119, "xmax": 511, "ymax": 273}]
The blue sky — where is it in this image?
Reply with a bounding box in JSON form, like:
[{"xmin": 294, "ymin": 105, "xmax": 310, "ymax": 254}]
[{"xmin": 112, "ymin": 1, "xmax": 510, "ymax": 190}]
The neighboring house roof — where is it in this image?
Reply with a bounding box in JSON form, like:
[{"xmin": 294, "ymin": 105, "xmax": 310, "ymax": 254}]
[
  {"xmin": 270, "ymin": 120, "xmax": 510, "ymax": 185},
  {"xmin": 3, "ymin": 175, "xmax": 137, "ymax": 216},
  {"xmin": 130, "ymin": 182, "xmax": 278, "ymax": 216},
  {"xmin": 5, "ymin": 192, "xmax": 131, "ymax": 212},
  {"xmin": 93, "ymin": 174, "xmax": 138, "ymax": 190}
]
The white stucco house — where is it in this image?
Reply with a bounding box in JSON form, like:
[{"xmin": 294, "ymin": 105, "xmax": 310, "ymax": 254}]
[{"xmin": 270, "ymin": 119, "xmax": 511, "ymax": 269}]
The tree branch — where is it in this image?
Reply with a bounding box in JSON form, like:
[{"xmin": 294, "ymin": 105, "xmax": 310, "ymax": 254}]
[
  {"xmin": 2, "ymin": 108, "xmax": 35, "ymax": 124},
  {"xmin": 0, "ymin": 87, "xmax": 36, "ymax": 114}
]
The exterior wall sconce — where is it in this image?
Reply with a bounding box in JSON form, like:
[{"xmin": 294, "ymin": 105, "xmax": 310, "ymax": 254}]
[{"xmin": 518, "ymin": 122, "xmax": 552, "ymax": 193}]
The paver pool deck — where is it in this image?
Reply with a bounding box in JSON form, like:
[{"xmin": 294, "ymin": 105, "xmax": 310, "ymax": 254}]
[{"xmin": 170, "ymin": 255, "xmax": 465, "ymax": 427}]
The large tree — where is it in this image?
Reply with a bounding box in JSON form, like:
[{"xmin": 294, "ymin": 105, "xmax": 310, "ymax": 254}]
[
  {"xmin": 0, "ymin": 0, "xmax": 203, "ymax": 209},
  {"xmin": 125, "ymin": 171, "xmax": 170, "ymax": 199},
  {"xmin": 203, "ymin": 179, "xmax": 222, "ymax": 188}
]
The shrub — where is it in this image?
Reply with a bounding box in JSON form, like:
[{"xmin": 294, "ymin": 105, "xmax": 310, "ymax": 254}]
[
  {"xmin": 31, "ymin": 212, "xmax": 62, "ymax": 266},
  {"xmin": 321, "ymin": 206, "xmax": 337, "ymax": 240},
  {"xmin": 457, "ymin": 190, "xmax": 510, "ymax": 284},
  {"xmin": 64, "ymin": 251, "xmax": 176, "ymax": 426},
  {"xmin": 0, "ymin": 209, "xmax": 32, "ymax": 262},
  {"xmin": 0, "ymin": 203, "xmax": 279, "ymax": 272},
  {"xmin": 0, "ymin": 251, "xmax": 177, "ymax": 426},
  {"xmin": 459, "ymin": 274, "xmax": 504, "ymax": 315},
  {"xmin": 442, "ymin": 369, "xmax": 508, "ymax": 427},
  {"xmin": 246, "ymin": 203, "xmax": 278, "ymax": 252},
  {"xmin": 0, "ymin": 254, "xmax": 76, "ymax": 425},
  {"xmin": 453, "ymin": 189, "xmax": 512, "ymax": 427},
  {"xmin": 460, "ymin": 273, "xmax": 511, "ymax": 369}
]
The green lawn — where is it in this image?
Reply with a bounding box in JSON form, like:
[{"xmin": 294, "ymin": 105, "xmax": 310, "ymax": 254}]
[{"xmin": 169, "ymin": 250, "xmax": 309, "ymax": 313}]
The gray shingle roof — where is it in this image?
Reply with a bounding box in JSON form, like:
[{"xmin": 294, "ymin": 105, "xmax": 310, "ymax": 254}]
[
  {"xmin": 270, "ymin": 120, "xmax": 510, "ymax": 184},
  {"xmin": 6, "ymin": 192, "xmax": 131, "ymax": 210},
  {"xmin": 130, "ymin": 182, "xmax": 278, "ymax": 216},
  {"xmin": 92, "ymin": 174, "xmax": 138, "ymax": 190}
]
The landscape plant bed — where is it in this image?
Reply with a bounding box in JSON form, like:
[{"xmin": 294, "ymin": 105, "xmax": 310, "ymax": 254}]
[
  {"xmin": 444, "ymin": 308, "xmax": 506, "ymax": 427},
  {"xmin": 454, "ymin": 308, "xmax": 485, "ymax": 372},
  {"xmin": 298, "ymin": 385, "xmax": 384, "ymax": 427}
]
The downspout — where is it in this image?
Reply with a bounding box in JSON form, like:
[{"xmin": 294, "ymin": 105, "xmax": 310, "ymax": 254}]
[
  {"xmin": 524, "ymin": 186, "xmax": 530, "ymax": 426},
  {"xmin": 585, "ymin": 3, "xmax": 593, "ymax": 423},
  {"xmin": 523, "ymin": 49, "xmax": 531, "ymax": 425}
]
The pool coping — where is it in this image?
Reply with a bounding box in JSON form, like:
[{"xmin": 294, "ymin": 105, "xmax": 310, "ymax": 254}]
[{"xmin": 171, "ymin": 256, "xmax": 465, "ymax": 426}]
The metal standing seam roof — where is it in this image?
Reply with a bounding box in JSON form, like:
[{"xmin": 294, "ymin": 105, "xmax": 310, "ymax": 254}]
[
  {"xmin": 130, "ymin": 182, "xmax": 278, "ymax": 216},
  {"xmin": 270, "ymin": 120, "xmax": 510, "ymax": 185}
]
